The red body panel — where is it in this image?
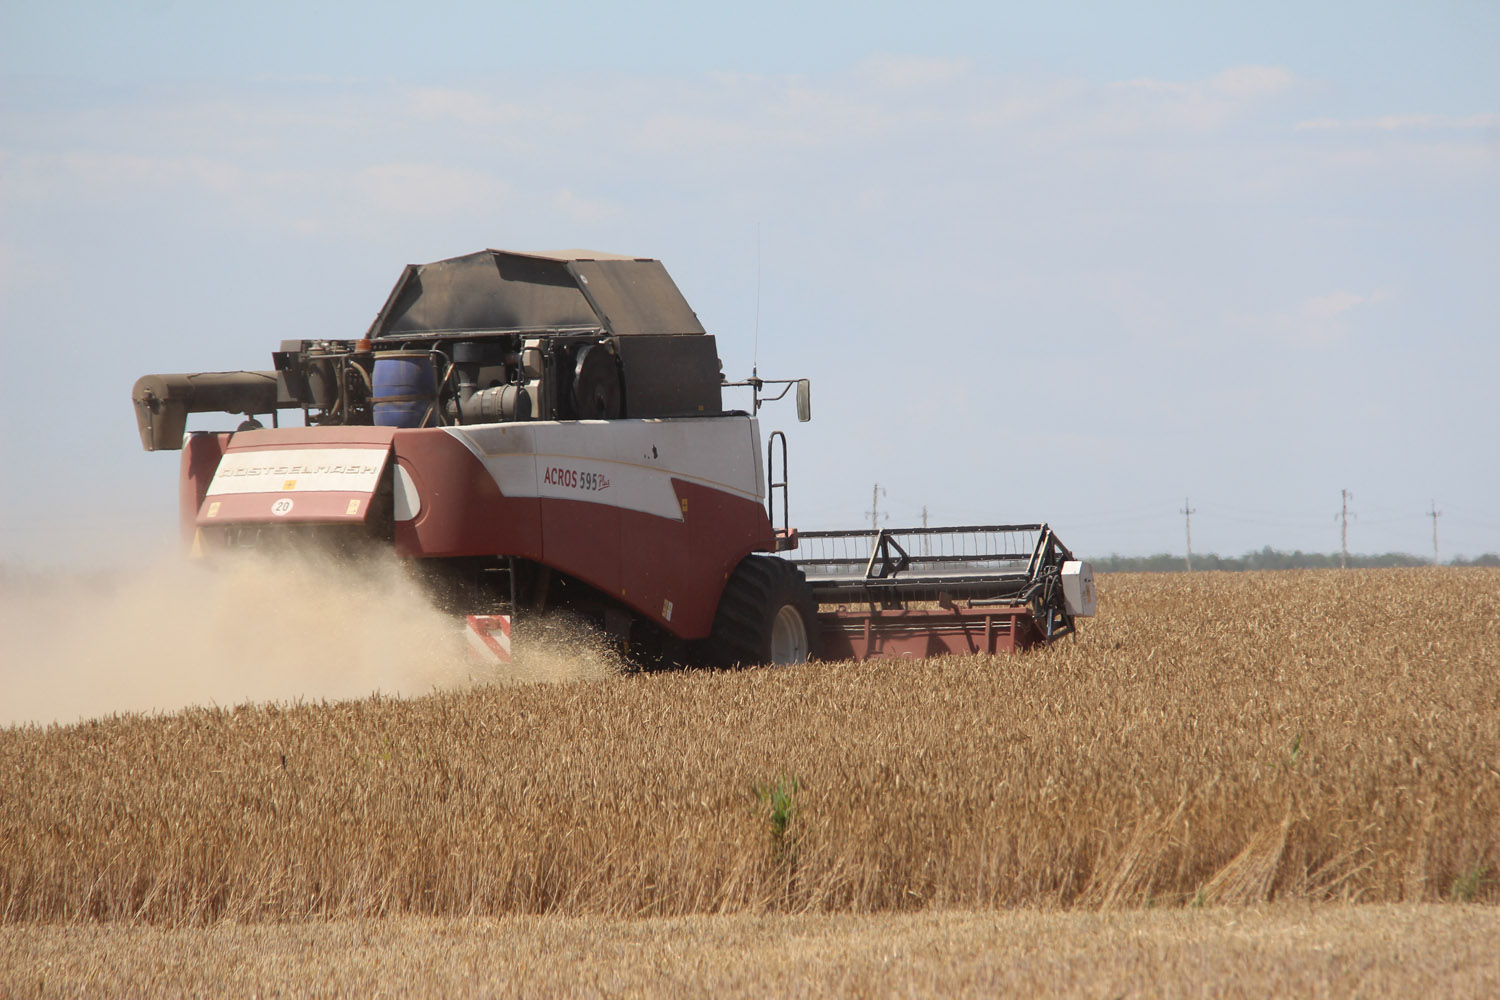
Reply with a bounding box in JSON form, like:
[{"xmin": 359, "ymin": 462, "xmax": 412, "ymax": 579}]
[
  {"xmin": 617, "ymin": 480, "xmax": 774, "ymax": 638},
  {"xmin": 179, "ymin": 432, "xmax": 230, "ymax": 548},
  {"xmin": 203, "ymin": 492, "xmax": 373, "ymax": 523},
  {"xmin": 391, "ymin": 428, "xmax": 773, "ymax": 639},
  {"xmin": 391, "ymin": 428, "xmax": 544, "ymax": 561},
  {"xmin": 818, "ymin": 606, "xmax": 1045, "ymax": 660}
]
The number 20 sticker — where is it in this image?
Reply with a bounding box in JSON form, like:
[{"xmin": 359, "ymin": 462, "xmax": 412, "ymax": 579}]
[{"xmin": 271, "ymin": 498, "xmax": 294, "ymax": 516}]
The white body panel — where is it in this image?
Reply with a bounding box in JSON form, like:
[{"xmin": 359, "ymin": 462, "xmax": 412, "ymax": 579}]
[
  {"xmin": 442, "ymin": 417, "xmax": 767, "ymax": 522},
  {"xmin": 205, "ymin": 447, "xmax": 386, "ymax": 496},
  {"xmin": 1061, "ymin": 560, "xmax": 1097, "ymax": 617}
]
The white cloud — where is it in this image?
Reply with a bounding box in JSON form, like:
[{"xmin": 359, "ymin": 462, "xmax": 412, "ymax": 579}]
[
  {"xmin": 552, "ymin": 188, "xmax": 621, "ymax": 223},
  {"xmin": 1295, "ymin": 113, "xmax": 1500, "ymax": 132},
  {"xmin": 620, "ymin": 62, "xmax": 1299, "ymax": 157},
  {"xmin": 401, "ymin": 87, "xmax": 527, "ymax": 127},
  {"xmin": 1285, "ymin": 289, "xmax": 1390, "ymax": 344},
  {"xmin": 1210, "ymin": 65, "xmax": 1296, "ymax": 99},
  {"xmin": 0, "ymin": 151, "xmax": 253, "ymax": 198},
  {"xmin": 965, "ymin": 80, "xmax": 1085, "ymax": 130},
  {"xmin": 1, "ymin": 63, "xmax": 1487, "ymax": 254},
  {"xmin": 1099, "ymin": 65, "xmax": 1299, "ymax": 135},
  {"xmin": 1302, "ymin": 290, "xmax": 1369, "ymax": 320},
  {"xmin": 1224, "ymin": 289, "xmax": 1395, "ymax": 350},
  {"xmin": 858, "ymin": 54, "xmax": 971, "ymax": 90},
  {"xmin": 634, "ymin": 112, "xmax": 758, "ymax": 151},
  {"xmin": 352, "ymin": 164, "xmax": 510, "ymax": 217}
]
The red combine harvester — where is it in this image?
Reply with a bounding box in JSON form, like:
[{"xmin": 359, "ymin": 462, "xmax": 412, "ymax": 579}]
[{"xmin": 131, "ymin": 249, "xmax": 1095, "ymax": 667}]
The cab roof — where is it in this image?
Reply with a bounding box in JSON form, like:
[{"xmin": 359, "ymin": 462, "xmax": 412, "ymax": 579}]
[{"xmin": 366, "ymin": 249, "xmax": 706, "ymax": 340}]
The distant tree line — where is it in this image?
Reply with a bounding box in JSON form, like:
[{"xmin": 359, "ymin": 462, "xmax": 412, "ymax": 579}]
[{"xmin": 1089, "ymin": 547, "xmax": 1500, "ymax": 573}]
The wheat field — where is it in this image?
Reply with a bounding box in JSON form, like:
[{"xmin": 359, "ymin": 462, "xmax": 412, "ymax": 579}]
[
  {"xmin": 3, "ymin": 567, "xmax": 1497, "ymax": 929},
  {"xmin": 8, "ymin": 905, "xmax": 1500, "ymax": 998}
]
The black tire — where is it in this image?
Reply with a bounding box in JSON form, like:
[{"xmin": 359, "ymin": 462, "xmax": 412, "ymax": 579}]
[{"xmin": 697, "ymin": 555, "xmax": 820, "ymax": 668}]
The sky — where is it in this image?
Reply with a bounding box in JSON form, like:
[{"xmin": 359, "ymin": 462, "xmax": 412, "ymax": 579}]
[{"xmin": 1, "ymin": 1, "xmax": 1497, "ymax": 566}]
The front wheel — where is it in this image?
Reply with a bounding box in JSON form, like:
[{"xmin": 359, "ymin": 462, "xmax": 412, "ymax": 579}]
[
  {"xmin": 770, "ymin": 603, "xmax": 812, "ymax": 664},
  {"xmin": 697, "ymin": 555, "xmax": 820, "ymax": 667}
]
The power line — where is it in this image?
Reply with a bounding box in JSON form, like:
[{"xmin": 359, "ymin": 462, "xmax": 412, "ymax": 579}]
[
  {"xmin": 1429, "ymin": 499, "xmax": 1443, "ymax": 565},
  {"xmin": 865, "ymin": 484, "xmax": 888, "ymax": 533},
  {"xmin": 1336, "ymin": 489, "xmax": 1355, "ymax": 570},
  {"xmin": 1180, "ymin": 497, "xmax": 1197, "ymax": 572}
]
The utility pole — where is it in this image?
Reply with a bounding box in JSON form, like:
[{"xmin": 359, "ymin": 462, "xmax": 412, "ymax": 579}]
[
  {"xmin": 921, "ymin": 504, "xmax": 929, "ymax": 554},
  {"xmin": 1429, "ymin": 499, "xmax": 1442, "ymax": 566},
  {"xmin": 866, "ymin": 484, "xmax": 887, "ymax": 533},
  {"xmin": 1180, "ymin": 497, "xmax": 1197, "ymax": 572},
  {"xmin": 1338, "ymin": 489, "xmax": 1354, "ymax": 569}
]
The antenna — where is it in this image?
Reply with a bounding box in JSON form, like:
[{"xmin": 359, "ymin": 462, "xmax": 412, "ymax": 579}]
[
  {"xmin": 1429, "ymin": 499, "xmax": 1443, "ymax": 565},
  {"xmin": 752, "ymin": 223, "xmax": 762, "ymax": 378},
  {"xmin": 1180, "ymin": 497, "xmax": 1197, "ymax": 572}
]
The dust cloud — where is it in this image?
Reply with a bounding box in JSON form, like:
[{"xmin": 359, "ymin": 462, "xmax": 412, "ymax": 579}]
[{"xmin": 1, "ymin": 551, "xmax": 621, "ymax": 728}]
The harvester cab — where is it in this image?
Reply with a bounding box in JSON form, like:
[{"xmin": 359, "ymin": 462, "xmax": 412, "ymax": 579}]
[{"xmin": 132, "ymin": 248, "xmax": 1094, "ymax": 668}]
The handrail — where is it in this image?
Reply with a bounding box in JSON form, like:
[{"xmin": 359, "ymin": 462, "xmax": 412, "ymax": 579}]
[{"xmin": 766, "ymin": 430, "xmax": 790, "ymax": 541}]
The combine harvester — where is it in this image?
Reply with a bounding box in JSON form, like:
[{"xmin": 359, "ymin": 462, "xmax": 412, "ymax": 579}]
[{"xmin": 131, "ymin": 249, "xmax": 1095, "ymax": 667}]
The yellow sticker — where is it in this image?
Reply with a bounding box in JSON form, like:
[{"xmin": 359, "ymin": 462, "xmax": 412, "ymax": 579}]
[
  {"xmin": 680, "ymin": 497, "xmax": 689, "ymax": 513},
  {"xmin": 206, "ymin": 501, "xmax": 221, "ymax": 518},
  {"xmin": 282, "ymin": 479, "xmax": 297, "ymax": 491},
  {"xmin": 345, "ymin": 498, "xmax": 361, "ymax": 515}
]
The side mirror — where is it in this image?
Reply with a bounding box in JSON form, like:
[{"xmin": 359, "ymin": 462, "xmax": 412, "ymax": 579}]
[{"xmin": 796, "ymin": 379, "xmax": 811, "ymax": 422}]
